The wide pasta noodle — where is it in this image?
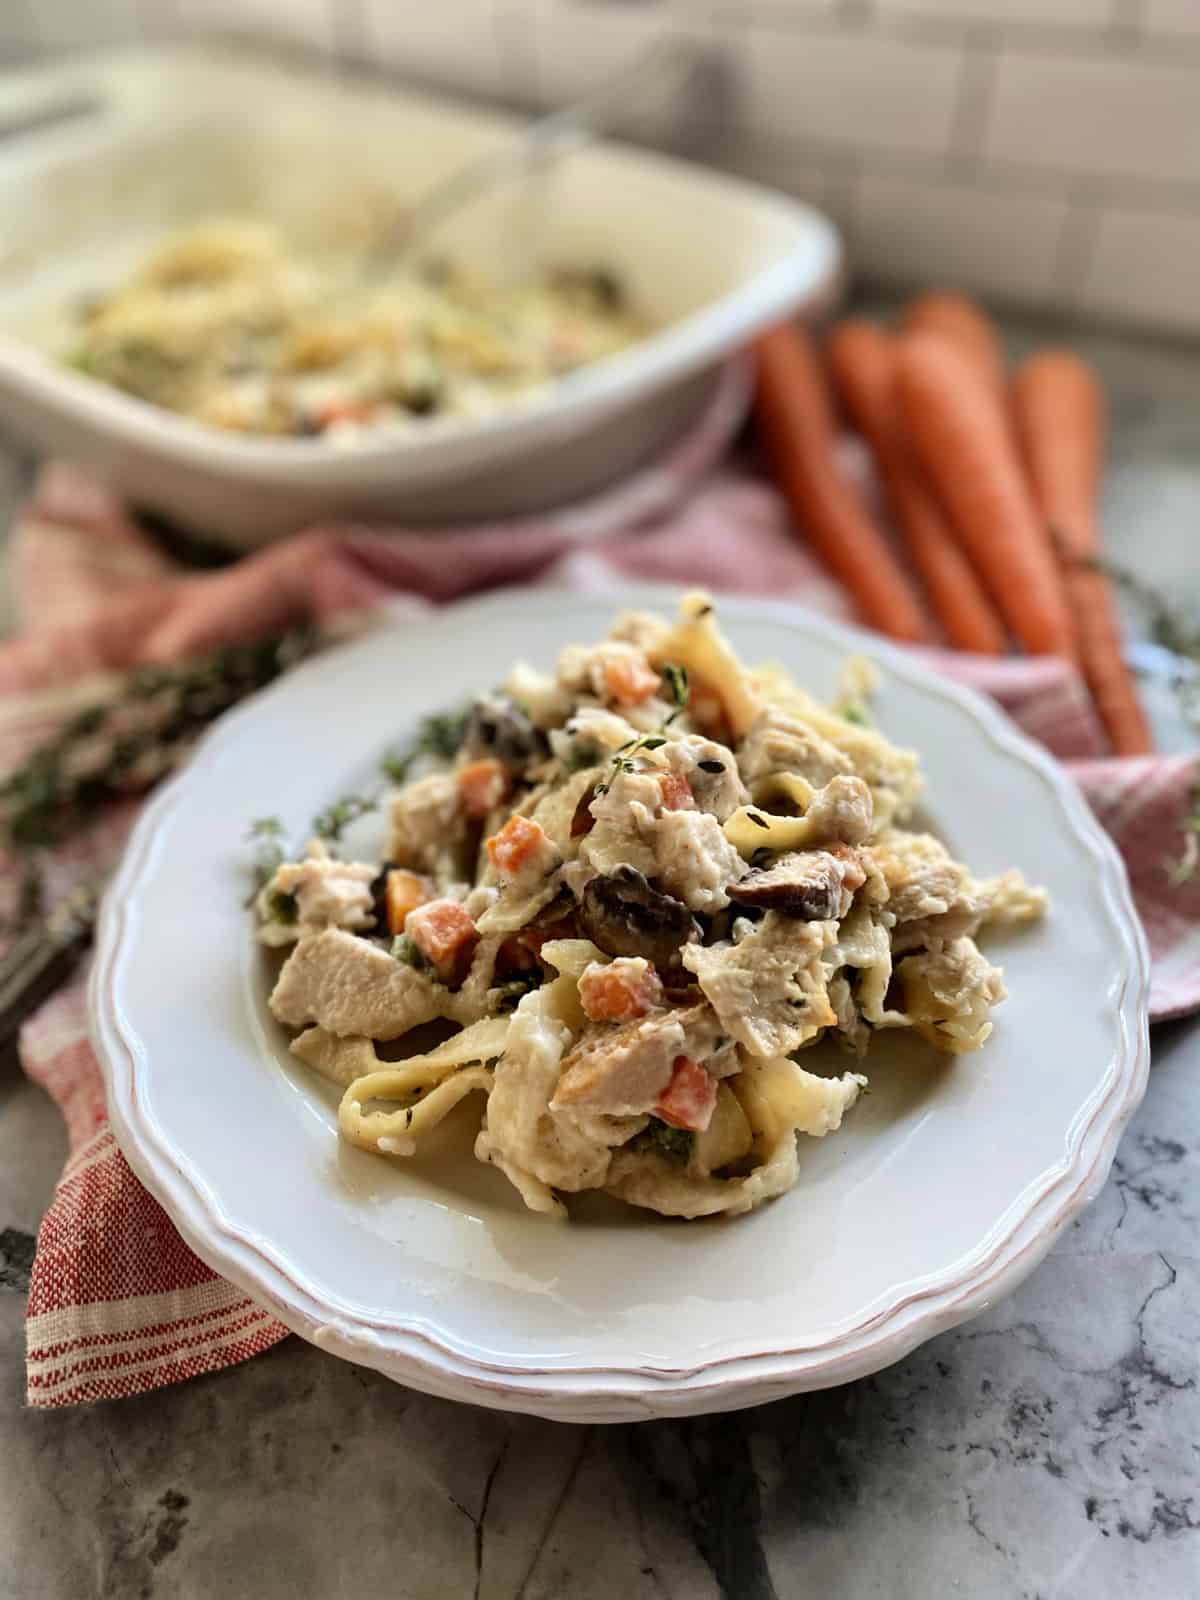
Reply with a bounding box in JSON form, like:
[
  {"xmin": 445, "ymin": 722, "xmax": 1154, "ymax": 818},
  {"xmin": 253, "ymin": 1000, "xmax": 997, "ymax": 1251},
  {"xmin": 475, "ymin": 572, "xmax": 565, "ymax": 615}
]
[{"xmin": 337, "ymin": 1015, "xmax": 511, "ymax": 1155}]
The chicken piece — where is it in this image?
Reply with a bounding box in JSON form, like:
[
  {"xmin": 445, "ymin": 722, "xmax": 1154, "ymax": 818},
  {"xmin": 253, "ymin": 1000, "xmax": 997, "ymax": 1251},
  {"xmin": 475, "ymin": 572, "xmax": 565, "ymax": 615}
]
[
  {"xmin": 575, "ymin": 768, "xmax": 661, "ymax": 889},
  {"xmin": 727, "ymin": 847, "xmax": 864, "ymax": 920},
  {"xmin": 801, "ymin": 775, "xmax": 874, "ymax": 847},
  {"xmin": 876, "ymin": 831, "xmax": 967, "ymax": 923},
  {"xmin": 526, "ymin": 767, "xmax": 603, "ymax": 857},
  {"xmin": 483, "ymin": 990, "xmax": 641, "ymax": 1193},
  {"xmin": 504, "ymin": 662, "xmax": 574, "ymax": 731},
  {"xmin": 896, "ymin": 937, "xmax": 1006, "ymax": 1053},
  {"xmin": 388, "ymin": 772, "xmax": 467, "ymax": 879},
  {"xmin": 551, "ymin": 1003, "xmax": 733, "ymax": 1119},
  {"xmin": 558, "ymin": 640, "xmax": 662, "ymax": 708},
  {"xmin": 682, "ymin": 913, "xmax": 837, "ymax": 1058},
  {"xmin": 548, "ymin": 706, "xmax": 642, "ymax": 769},
  {"xmin": 289, "ymin": 1027, "xmax": 381, "ymax": 1089},
  {"xmin": 270, "ymin": 928, "xmax": 443, "ymax": 1039},
  {"xmin": 736, "ymin": 705, "xmax": 854, "ymax": 789},
  {"xmin": 578, "ymin": 752, "xmax": 746, "ymax": 914},
  {"xmin": 255, "ymin": 840, "xmax": 375, "ymax": 948},
  {"xmin": 608, "ymin": 608, "xmax": 671, "ymax": 656},
  {"xmin": 652, "ymin": 808, "xmax": 747, "ymax": 913},
  {"xmin": 578, "ymin": 957, "xmax": 664, "ymax": 1023},
  {"xmin": 661, "ymin": 735, "xmax": 745, "ymax": 822},
  {"xmin": 976, "ymin": 870, "xmax": 1048, "ymax": 928}
]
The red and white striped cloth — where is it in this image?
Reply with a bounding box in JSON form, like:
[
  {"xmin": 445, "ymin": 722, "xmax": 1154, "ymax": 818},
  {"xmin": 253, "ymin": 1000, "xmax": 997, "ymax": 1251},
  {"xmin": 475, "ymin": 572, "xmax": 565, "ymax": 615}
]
[{"xmin": 5, "ymin": 383, "xmax": 1198, "ymax": 1405}]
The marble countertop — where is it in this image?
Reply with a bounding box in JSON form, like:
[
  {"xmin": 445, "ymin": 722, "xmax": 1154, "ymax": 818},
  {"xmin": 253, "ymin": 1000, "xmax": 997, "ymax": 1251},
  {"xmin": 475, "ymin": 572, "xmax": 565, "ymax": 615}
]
[{"xmin": 1, "ymin": 303, "xmax": 1198, "ymax": 1600}]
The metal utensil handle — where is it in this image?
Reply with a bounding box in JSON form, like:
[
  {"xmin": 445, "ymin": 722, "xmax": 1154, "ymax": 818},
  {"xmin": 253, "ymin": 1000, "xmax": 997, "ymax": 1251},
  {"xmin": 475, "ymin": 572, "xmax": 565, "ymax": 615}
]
[{"xmin": 368, "ymin": 38, "xmax": 707, "ymax": 270}]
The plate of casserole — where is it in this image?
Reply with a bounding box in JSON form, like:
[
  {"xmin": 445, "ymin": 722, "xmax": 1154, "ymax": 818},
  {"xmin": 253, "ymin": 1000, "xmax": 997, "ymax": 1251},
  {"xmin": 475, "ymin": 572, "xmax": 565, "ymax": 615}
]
[{"xmin": 91, "ymin": 588, "xmax": 1149, "ymax": 1420}]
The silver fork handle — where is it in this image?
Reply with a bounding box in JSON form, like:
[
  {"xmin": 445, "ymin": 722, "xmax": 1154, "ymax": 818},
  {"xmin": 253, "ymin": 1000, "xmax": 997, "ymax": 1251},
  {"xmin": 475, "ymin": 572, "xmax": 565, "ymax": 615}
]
[{"xmin": 367, "ymin": 39, "xmax": 709, "ymax": 272}]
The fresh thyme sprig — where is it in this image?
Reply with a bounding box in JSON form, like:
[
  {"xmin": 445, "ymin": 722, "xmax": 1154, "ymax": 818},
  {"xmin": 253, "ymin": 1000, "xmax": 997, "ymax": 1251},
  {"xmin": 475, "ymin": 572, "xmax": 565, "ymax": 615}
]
[
  {"xmin": 246, "ymin": 702, "xmax": 471, "ymax": 886},
  {"xmin": 312, "ymin": 793, "xmax": 377, "ymax": 843},
  {"xmin": 380, "ymin": 706, "xmax": 470, "ymax": 784},
  {"xmin": 0, "ymin": 628, "xmax": 319, "ymax": 925},
  {"xmin": 660, "ymin": 662, "xmax": 689, "ymax": 726},
  {"xmin": 246, "ymin": 816, "xmax": 287, "ymax": 886},
  {"xmin": 594, "ymin": 734, "xmax": 668, "ymax": 797}
]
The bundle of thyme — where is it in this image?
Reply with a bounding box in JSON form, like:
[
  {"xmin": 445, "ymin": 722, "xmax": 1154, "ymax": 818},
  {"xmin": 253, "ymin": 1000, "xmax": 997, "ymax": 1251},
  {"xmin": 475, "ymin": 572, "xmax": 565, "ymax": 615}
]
[
  {"xmin": 1, "ymin": 628, "xmax": 318, "ymax": 860},
  {"xmin": 0, "ymin": 628, "xmax": 321, "ymax": 1039}
]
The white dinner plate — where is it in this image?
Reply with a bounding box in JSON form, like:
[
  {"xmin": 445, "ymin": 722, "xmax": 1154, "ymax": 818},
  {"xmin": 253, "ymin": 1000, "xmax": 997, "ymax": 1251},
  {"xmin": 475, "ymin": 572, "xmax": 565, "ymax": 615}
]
[{"xmin": 91, "ymin": 587, "xmax": 1150, "ymax": 1421}]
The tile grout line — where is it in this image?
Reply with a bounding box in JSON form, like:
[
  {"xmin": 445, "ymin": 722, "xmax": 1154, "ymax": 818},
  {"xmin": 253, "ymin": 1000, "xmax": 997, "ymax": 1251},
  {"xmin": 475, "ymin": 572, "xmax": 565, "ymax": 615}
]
[
  {"xmin": 1049, "ymin": 180, "xmax": 1104, "ymax": 318},
  {"xmin": 944, "ymin": 23, "xmax": 997, "ymax": 182}
]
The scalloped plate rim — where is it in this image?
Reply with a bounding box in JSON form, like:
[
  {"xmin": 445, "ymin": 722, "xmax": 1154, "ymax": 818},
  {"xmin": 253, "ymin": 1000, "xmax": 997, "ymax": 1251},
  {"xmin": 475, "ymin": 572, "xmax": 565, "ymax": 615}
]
[{"xmin": 90, "ymin": 585, "xmax": 1151, "ymax": 1420}]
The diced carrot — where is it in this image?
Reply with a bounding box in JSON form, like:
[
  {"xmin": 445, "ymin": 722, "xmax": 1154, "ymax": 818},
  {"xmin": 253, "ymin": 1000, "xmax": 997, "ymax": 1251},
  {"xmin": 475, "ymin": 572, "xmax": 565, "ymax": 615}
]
[
  {"xmin": 385, "ymin": 868, "xmax": 433, "ymax": 936},
  {"xmin": 579, "ymin": 959, "xmax": 665, "ymax": 1023},
  {"xmin": 486, "ymin": 814, "xmax": 549, "ymax": 878},
  {"xmin": 406, "ymin": 898, "xmax": 479, "ymax": 984},
  {"xmin": 315, "ymin": 397, "xmax": 378, "ymax": 431},
  {"xmin": 655, "ymin": 1055, "xmax": 718, "ymax": 1133},
  {"xmin": 457, "ymin": 757, "xmax": 511, "ymax": 820},
  {"xmin": 602, "ymin": 652, "xmax": 661, "ymax": 707},
  {"xmin": 658, "ymin": 772, "xmax": 694, "ymax": 812}
]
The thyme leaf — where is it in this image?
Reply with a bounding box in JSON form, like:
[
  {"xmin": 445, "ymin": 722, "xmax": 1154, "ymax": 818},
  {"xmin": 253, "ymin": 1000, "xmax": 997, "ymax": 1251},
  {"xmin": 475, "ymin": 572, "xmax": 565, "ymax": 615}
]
[
  {"xmin": 312, "ymin": 793, "xmax": 377, "ymax": 843},
  {"xmin": 660, "ymin": 662, "xmax": 689, "ymax": 725}
]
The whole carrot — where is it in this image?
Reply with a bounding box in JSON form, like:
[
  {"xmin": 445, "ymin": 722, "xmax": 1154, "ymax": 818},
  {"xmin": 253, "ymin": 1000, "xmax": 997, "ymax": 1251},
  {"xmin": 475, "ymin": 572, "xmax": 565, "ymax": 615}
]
[
  {"xmin": 752, "ymin": 325, "xmax": 932, "ymax": 644},
  {"xmin": 901, "ymin": 291, "xmax": 1007, "ymax": 397},
  {"xmin": 895, "ymin": 330, "xmax": 1076, "ymax": 659},
  {"xmin": 1012, "ymin": 349, "xmax": 1151, "ymax": 755},
  {"xmin": 828, "ymin": 319, "xmax": 1007, "ymax": 655}
]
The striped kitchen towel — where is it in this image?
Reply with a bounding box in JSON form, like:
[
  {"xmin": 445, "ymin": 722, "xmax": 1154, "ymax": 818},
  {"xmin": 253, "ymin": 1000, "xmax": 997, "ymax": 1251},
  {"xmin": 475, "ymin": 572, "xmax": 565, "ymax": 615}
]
[{"xmin": 4, "ymin": 381, "xmax": 1196, "ymax": 1404}]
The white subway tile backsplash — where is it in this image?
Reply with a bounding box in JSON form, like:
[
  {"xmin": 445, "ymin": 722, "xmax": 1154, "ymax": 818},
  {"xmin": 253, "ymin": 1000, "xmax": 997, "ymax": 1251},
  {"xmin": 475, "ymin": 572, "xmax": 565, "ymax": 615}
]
[
  {"xmin": 362, "ymin": 0, "xmax": 511, "ymax": 101},
  {"xmin": 985, "ymin": 51, "xmax": 1200, "ymax": 187},
  {"xmin": 1142, "ymin": 0, "xmax": 1200, "ymax": 37},
  {"xmin": 743, "ymin": 27, "xmax": 963, "ymax": 158},
  {"xmin": 873, "ymin": 0, "xmax": 1115, "ymax": 25},
  {"xmin": 715, "ymin": 139, "xmax": 831, "ymax": 210},
  {"xmin": 531, "ymin": 2, "xmax": 722, "ymax": 114},
  {"xmin": 849, "ymin": 171, "xmax": 1069, "ymax": 300},
  {"xmin": 7, "ymin": 0, "xmax": 1200, "ymax": 333},
  {"xmin": 1077, "ymin": 205, "xmax": 1200, "ymax": 332}
]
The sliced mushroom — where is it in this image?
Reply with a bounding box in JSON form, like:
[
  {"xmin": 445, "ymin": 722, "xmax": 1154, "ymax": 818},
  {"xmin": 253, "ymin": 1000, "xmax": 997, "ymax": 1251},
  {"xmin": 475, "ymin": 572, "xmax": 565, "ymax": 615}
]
[
  {"xmin": 727, "ymin": 849, "xmax": 864, "ymax": 921},
  {"xmin": 463, "ymin": 694, "xmax": 546, "ymax": 771},
  {"xmin": 577, "ymin": 867, "xmax": 701, "ymax": 968}
]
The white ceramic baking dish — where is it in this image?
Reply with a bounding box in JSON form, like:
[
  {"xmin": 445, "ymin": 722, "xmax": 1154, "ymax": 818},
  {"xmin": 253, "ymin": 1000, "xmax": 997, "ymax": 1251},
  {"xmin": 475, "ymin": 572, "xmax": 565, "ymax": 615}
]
[{"xmin": 0, "ymin": 43, "xmax": 840, "ymax": 549}]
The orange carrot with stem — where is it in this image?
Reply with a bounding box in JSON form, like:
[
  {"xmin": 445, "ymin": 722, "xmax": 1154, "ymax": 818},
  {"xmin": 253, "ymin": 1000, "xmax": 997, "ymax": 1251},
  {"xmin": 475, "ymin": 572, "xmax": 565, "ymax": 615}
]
[
  {"xmin": 753, "ymin": 325, "xmax": 932, "ymax": 644},
  {"xmin": 1012, "ymin": 349, "xmax": 1152, "ymax": 755},
  {"xmin": 828, "ymin": 318, "xmax": 1007, "ymax": 655},
  {"xmin": 895, "ymin": 330, "xmax": 1076, "ymax": 659},
  {"xmin": 901, "ymin": 291, "xmax": 1007, "ymax": 397}
]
